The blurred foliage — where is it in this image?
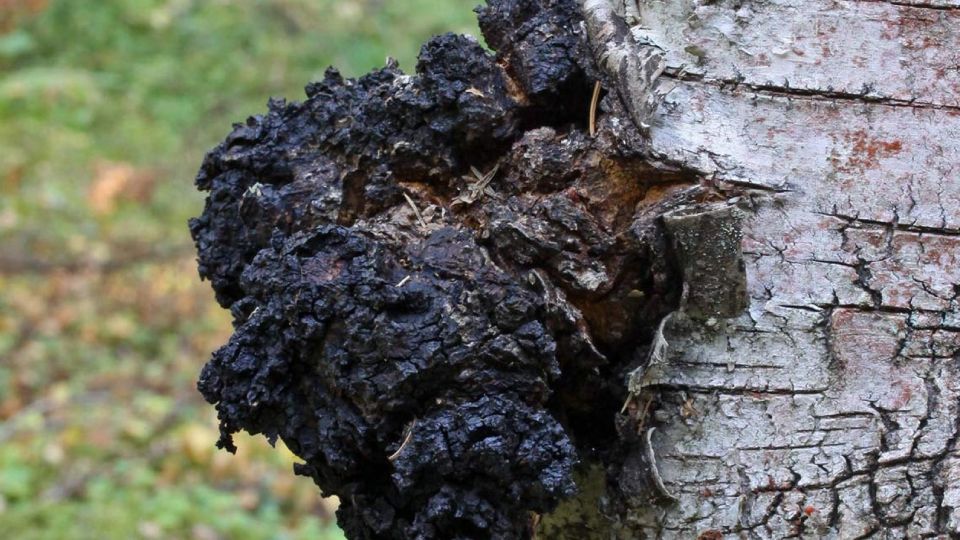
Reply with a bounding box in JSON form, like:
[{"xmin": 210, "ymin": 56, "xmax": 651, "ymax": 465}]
[{"xmin": 0, "ymin": 0, "xmax": 480, "ymax": 538}]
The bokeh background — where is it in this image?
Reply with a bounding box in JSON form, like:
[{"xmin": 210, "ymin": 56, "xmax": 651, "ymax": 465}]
[{"xmin": 0, "ymin": 1, "xmax": 479, "ymax": 538}]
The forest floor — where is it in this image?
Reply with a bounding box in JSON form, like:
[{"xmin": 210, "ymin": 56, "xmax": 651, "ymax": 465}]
[{"xmin": 0, "ymin": 1, "xmax": 479, "ymax": 538}]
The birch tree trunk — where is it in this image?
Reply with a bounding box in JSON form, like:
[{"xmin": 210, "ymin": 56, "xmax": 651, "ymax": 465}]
[{"xmin": 589, "ymin": 0, "xmax": 960, "ymax": 537}]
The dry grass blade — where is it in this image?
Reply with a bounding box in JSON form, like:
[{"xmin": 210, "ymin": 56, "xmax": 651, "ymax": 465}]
[
  {"xmin": 387, "ymin": 420, "xmax": 417, "ymax": 462},
  {"xmin": 403, "ymin": 192, "xmax": 427, "ymax": 227},
  {"xmin": 483, "ymin": 163, "xmax": 500, "ymax": 183},
  {"xmin": 452, "ymin": 163, "xmax": 500, "ymax": 207},
  {"xmin": 589, "ymin": 80, "xmax": 601, "ymax": 137}
]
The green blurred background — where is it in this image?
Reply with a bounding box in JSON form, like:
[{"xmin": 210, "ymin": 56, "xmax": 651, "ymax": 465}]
[{"xmin": 0, "ymin": 1, "xmax": 479, "ymax": 538}]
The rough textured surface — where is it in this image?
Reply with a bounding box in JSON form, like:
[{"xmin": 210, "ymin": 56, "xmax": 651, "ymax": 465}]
[
  {"xmin": 662, "ymin": 204, "xmax": 748, "ymax": 321},
  {"xmin": 615, "ymin": 0, "xmax": 960, "ymax": 537},
  {"xmin": 191, "ymin": 0, "xmax": 960, "ymax": 537},
  {"xmin": 189, "ymin": 1, "xmax": 700, "ymax": 538}
]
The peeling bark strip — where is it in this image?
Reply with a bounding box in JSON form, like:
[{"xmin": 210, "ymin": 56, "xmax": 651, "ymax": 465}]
[
  {"xmin": 662, "ymin": 204, "xmax": 748, "ymax": 321},
  {"xmin": 581, "ymin": 0, "xmax": 667, "ymax": 130}
]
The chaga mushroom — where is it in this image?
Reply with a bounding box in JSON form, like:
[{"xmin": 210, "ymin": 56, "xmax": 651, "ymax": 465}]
[{"xmin": 190, "ymin": 0, "xmax": 703, "ymax": 537}]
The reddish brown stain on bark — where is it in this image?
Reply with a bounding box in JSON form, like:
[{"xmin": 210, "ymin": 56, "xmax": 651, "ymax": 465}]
[
  {"xmin": 898, "ymin": 12, "xmax": 944, "ymax": 51},
  {"xmin": 890, "ymin": 382, "xmax": 912, "ymax": 410},
  {"xmin": 830, "ymin": 309, "xmax": 908, "ymax": 367},
  {"xmin": 830, "ymin": 307, "xmax": 856, "ymax": 328},
  {"xmin": 841, "ymin": 130, "xmax": 903, "ymax": 171}
]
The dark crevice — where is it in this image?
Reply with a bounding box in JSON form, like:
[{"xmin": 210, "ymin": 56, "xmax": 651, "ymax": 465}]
[
  {"xmin": 663, "ymin": 69, "xmax": 960, "ymax": 112},
  {"xmin": 859, "ymin": 0, "xmax": 960, "ymax": 11},
  {"xmin": 815, "ymin": 211, "xmax": 960, "ymax": 238}
]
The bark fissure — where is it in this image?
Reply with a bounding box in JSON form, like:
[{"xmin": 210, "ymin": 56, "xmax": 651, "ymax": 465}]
[
  {"xmin": 662, "ymin": 70, "xmax": 960, "ymax": 113},
  {"xmin": 865, "ymin": 0, "xmax": 960, "ymax": 11}
]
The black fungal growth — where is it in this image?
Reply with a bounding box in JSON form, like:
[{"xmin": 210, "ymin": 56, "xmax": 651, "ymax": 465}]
[{"xmin": 189, "ymin": 1, "xmax": 691, "ymax": 538}]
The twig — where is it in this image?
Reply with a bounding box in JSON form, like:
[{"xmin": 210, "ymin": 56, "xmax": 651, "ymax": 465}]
[
  {"xmin": 635, "ymin": 393, "xmax": 654, "ymax": 435},
  {"xmin": 395, "ymin": 276, "xmax": 411, "ymax": 288},
  {"xmin": 620, "ymin": 393, "xmax": 635, "ymax": 415},
  {"xmin": 589, "ymin": 80, "xmax": 602, "ymax": 137},
  {"xmin": 402, "ymin": 193, "xmax": 427, "ymax": 227}
]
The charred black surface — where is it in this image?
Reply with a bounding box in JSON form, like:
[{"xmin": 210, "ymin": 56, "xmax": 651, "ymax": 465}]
[
  {"xmin": 476, "ymin": 0, "xmax": 595, "ymax": 123},
  {"xmin": 190, "ymin": 1, "xmax": 691, "ymax": 538}
]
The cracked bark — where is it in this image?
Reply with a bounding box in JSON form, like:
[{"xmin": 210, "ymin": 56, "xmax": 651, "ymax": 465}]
[
  {"xmin": 190, "ymin": 0, "xmax": 960, "ymax": 538},
  {"xmin": 617, "ymin": 0, "xmax": 960, "ymax": 537}
]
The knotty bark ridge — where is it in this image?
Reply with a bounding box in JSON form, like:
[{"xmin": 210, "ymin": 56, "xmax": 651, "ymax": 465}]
[{"xmin": 192, "ymin": 0, "xmax": 960, "ymax": 537}]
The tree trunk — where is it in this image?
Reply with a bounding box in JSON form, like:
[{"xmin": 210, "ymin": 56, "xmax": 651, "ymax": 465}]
[
  {"xmin": 593, "ymin": 0, "xmax": 960, "ymax": 537},
  {"xmin": 189, "ymin": 0, "xmax": 960, "ymax": 538}
]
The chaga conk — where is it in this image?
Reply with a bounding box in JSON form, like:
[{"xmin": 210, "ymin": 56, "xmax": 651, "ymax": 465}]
[{"xmin": 190, "ymin": 0, "xmax": 708, "ymax": 537}]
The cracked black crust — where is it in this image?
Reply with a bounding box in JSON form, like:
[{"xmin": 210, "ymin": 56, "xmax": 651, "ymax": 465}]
[
  {"xmin": 190, "ymin": 31, "xmax": 525, "ymax": 308},
  {"xmin": 476, "ymin": 0, "xmax": 592, "ymax": 100},
  {"xmin": 189, "ymin": 1, "xmax": 690, "ymax": 538},
  {"xmin": 199, "ymin": 225, "xmax": 575, "ymax": 538},
  {"xmin": 189, "ymin": 2, "xmax": 595, "ymax": 538}
]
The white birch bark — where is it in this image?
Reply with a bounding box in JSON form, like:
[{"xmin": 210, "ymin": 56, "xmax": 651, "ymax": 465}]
[{"xmin": 585, "ymin": 0, "xmax": 960, "ymax": 537}]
